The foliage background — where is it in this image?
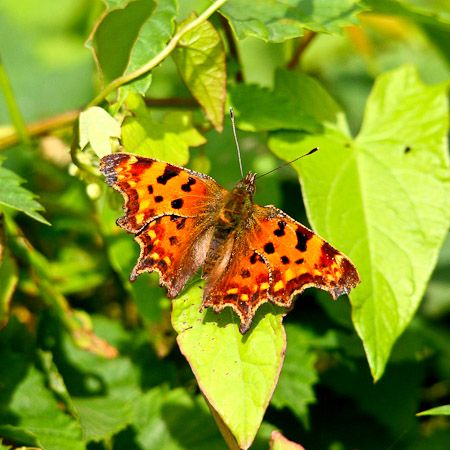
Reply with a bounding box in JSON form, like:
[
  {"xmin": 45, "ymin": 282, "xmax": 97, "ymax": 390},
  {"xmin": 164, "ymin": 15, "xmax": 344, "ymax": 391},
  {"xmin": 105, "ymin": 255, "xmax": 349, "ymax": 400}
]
[{"xmin": 1, "ymin": 0, "xmax": 450, "ymax": 449}]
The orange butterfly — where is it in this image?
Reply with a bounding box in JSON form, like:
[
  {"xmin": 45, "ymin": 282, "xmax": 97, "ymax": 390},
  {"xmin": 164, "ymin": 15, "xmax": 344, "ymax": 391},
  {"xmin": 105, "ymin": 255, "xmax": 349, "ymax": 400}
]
[{"xmin": 100, "ymin": 149, "xmax": 360, "ymax": 334}]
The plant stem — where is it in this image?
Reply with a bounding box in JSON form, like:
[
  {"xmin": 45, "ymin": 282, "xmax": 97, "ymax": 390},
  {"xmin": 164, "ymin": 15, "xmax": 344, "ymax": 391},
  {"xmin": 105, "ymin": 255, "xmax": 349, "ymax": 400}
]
[
  {"xmin": 0, "ymin": 110, "xmax": 80, "ymax": 151},
  {"xmin": 287, "ymin": 31, "xmax": 316, "ymax": 70},
  {"xmin": 88, "ymin": 0, "xmax": 228, "ymax": 107},
  {"xmin": 0, "ymin": 54, "xmax": 32, "ymax": 146}
]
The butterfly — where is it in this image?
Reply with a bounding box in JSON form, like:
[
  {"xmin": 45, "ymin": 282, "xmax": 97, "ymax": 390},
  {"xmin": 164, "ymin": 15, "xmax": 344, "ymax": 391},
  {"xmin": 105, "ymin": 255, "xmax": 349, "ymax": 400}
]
[{"xmin": 100, "ymin": 152, "xmax": 360, "ymax": 334}]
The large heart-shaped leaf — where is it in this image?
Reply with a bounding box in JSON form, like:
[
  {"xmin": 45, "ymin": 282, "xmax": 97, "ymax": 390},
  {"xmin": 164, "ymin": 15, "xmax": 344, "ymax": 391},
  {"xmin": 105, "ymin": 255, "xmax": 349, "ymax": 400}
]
[{"xmin": 269, "ymin": 66, "xmax": 450, "ymax": 381}]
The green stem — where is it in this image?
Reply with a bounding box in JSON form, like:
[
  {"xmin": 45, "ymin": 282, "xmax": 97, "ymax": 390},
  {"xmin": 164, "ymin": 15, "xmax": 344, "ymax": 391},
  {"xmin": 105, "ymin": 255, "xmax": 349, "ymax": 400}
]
[
  {"xmin": 0, "ymin": 54, "xmax": 32, "ymax": 146},
  {"xmin": 88, "ymin": 0, "xmax": 228, "ymax": 107}
]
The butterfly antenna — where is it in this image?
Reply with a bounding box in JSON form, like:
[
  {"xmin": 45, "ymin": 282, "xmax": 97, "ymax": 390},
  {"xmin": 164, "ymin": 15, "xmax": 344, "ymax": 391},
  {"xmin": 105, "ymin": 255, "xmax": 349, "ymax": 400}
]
[
  {"xmin": 230, "ymin": 107, "xmax": 244, "ymax": 178},
  {"xmin": 255, "ymin": 147, "xmax": 319, "ymax": 180}
]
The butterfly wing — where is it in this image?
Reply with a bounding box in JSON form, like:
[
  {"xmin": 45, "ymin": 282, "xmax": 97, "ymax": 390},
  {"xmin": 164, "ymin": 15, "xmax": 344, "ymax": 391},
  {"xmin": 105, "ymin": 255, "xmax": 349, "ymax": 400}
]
[
  {"xmin": 249, "ymin": 205, "xmax": 360, "ymax": 305},
  {"xmin": 100, "ymin": 152, "xmax": 226, "ymax": 296},
  {"xmin": 202, "ymin": 204, "xmax": 360, "ymax": 334}
]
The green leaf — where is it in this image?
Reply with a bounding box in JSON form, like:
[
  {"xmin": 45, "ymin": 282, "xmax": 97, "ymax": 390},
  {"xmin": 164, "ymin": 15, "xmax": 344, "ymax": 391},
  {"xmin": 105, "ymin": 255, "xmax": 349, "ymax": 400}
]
[
  {"xmin": 271, "ymin": 325, "xmax": 318, "ymax": 428},
  {"xmin": 172, "ymin": 279, "xmax": 286, "ymax": 450},
  {"xmin": 269, "ymin": 65, "xmax": 450, "ymax": 381},
  {"xmin": 121, "ymin": 94, "xmax": 206, "ymax": 165},
  {"xmin": 86, "ymin": 0, "xmax": 157, "ymax": 85},
  {"xmin": 72, "ymin": 397, "xmax": 134, "ymax": 442},
  {"xmin": 417, "ymin": 405, "xmax": 450, "ymax": 416},
  {"xmin": 38, "ymin": 350, "xmax": 79, "ymax": 420},
  {"xmin": 79, "ymin": 107, "xmax": 121, "ymax": 158},
  {"xmin": 219, "ymin": 0, "xmax": 364, "ymax": 42},
  {"xmin": 270, "ymin": 431, "xmax": 306, "ymax": 450},
  {"xmin": 228, "ymin": 83, "xmax": 321, "ymax": 133},
  {"xmin": 0, "ymin": 224, "xmax": 18, "ymax": 330},
  {"xmin": 132, "ymin": 387, "xmax": 228, "ymax": 450},
  {"xmin": 119, "ymin": 0, "xmax": 177, "ymax": 101},
  {"xmin": 361, "ymin": 0, "xmax": 450, "ymax": 26},
  {"xmin": 0, "ymin": 439, "xmax": 12, "ymax": 450},
  {"xmin": 0, "ymin": 157, "xmax": 50, "ymax": 225},
  {"xmin": 172, "ymin": 14, "xmax": 226, "ymax": 132},
  {"xmin": 0, "ymin": 358, "xmax": 84, "ymax": 450}
]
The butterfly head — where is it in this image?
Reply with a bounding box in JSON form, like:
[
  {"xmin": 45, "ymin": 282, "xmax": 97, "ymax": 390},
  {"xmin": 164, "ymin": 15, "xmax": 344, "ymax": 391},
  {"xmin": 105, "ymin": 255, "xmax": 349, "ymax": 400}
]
[{"xmin": 236, "ymin": 171, "xmax": 257, "ymax": 197}]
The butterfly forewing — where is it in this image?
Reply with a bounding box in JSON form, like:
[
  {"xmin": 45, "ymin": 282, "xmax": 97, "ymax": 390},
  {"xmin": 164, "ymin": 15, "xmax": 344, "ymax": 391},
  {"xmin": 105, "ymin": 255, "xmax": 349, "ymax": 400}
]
[
  {"xmin": 100, "ymin": 152, "xmax": 226, "ymax": 295},
  {"xmin": 249, "ymin": 205, "xmax": 360, "ymax": 305},
  {"xmin": 100, "ymin": 152, "xmax": 225, "ymax": 233}
]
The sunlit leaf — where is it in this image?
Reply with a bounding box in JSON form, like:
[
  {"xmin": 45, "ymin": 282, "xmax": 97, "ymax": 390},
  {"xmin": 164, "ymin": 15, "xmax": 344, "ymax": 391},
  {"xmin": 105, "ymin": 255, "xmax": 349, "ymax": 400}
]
[
  {"xmin": 121, "ymin": 94, "xmax": 206, "ymax": 165},
  {"xmin": 173, "ymin": 14, "xmax": 226, "ymax": 132},
  {"xmin": 269, "ymin": 65, "xmax": 450, "ymax": 381},
  {"xmin": 417, "ymin": 405, "xmax": 450, "ymax": 416},
  {"xmin": 172, "ymin": 279, "xmax": 286, "ymax": 450},
  {"xmin": 220, "ymin": 0, "xmax": 364, "ymax": 42},
  {"xmin": 79, "ymin": 106, "xmax": 121, "ymax": 158}
]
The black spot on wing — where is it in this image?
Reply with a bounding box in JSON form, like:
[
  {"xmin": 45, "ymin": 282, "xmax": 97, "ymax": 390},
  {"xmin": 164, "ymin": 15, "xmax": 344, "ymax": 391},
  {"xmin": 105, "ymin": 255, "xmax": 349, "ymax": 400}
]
[
  {"xmin": 274, "ymin": 220, "xmax": 286, "ymax": 237},
  {"xmin": 295, "ymin": 258, "xmax": 304, "ymax": 265},
  {"xmin": 169, "ymin": 236, "xmax": 178, "ymax": 245},
  {"xmin": 157, "ymin": 166, "xmax": 180, "ymax": 185},
  {"xmin": 181, "ymin": 177, "xmax": 196, "ymax": 192},
  {"xmin": 264, "ymin": 242, "xmax": 275, "ymax": 254},
  {"xmin": 241, "ymin": 269, "xmax": 250, "ymax": 278},
  {"xmin": 171, "ymin": 199, "xmax": 183, "ymax": 209},
  {"xmin": 281, "ymin": 256, "xmax": 289, "ymax": 264},
  {"xmin": 295, "ymin": 228, "xmax": 312, "ymax": 252},
  {"xmin": 155, "ymin": 195, "xmax": 163, "ymax": 203},
  {"xmin": 147, "ymin": 185, "xmax": 153, "ymax": 194}
]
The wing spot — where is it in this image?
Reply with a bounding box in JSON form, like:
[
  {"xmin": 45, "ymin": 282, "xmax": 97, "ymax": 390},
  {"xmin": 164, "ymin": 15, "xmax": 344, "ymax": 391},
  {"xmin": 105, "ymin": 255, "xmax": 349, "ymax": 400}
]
[
  {"xmin": 171, "ymin": 198, "xmax": 183, "ymax": 209},
  {"xmin": 148, "ymin": 230, "xmax": 156, "ymax": 239},
  {"xmin": 250, "ymin": 252, "xmax": 259, "ymax": 264},
  {"xmin": 157, "ymin": 166, "xmax": 180, "ymax": 185},
  {"xmin": 241, "ymin": 269, "xmax": 250, "ymax": 278},
  {"xmin": 274, "ymin": 220, "xmax": 286, "ymax": 237},
  {"xmin": 158, "ymin": 259, "xmax": 168, "ymax": 270},
  {"xmin": 147, "ymin": 185, "xmax": 153, "ymax": 194},
  {"xmin": 281, "ymin": 256, "xmax": 289, "ymax": 264},
  {"xmin": 295, "ymin": 258, "xmax": 304, "ymax": 264},
  {"xmin": 295, "ymin": 229, "xmax": 311, "ymax": 252},
  {"xmin": 260, "ymin": 282, "xmax": 269, "ymax": 290},
  {"xmin": 163, "ymin": 256, "xmax": 171, "ymax": 266},
  {"xmin": 181, "ymin": 177, "xmax": 196, "ymax": 192},
  {"xmin": 169, "ymin": 236, "xmax": 178, "ymax": 245},
  {"xmin": 241, "ymin": 294, "xmax": 249, "ymax": 301},
  {"xmin": 150, "ymin": 252, "xmax": 160, "ymax": 260},
  {"xmin": 155, "ymin": 195, "xmax": 163, "ymax": 203},
  {"xmin": 264, "ymin": 242, "xmax": 275, "ymax": 254}
]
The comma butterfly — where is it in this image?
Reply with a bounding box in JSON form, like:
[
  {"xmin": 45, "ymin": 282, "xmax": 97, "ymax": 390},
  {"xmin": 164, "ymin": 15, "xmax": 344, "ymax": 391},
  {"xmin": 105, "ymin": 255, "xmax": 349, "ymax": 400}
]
[{"xmin": 100, "ymin": 128, "xmax": 360, "ymax": 334}]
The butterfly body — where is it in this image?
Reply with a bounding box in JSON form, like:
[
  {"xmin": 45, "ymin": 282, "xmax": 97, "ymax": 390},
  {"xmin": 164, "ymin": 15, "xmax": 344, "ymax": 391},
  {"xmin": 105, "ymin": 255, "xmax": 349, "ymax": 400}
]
[{"xmin": 101, "ymin": 152, "xmax": 360, "ymax": 334}]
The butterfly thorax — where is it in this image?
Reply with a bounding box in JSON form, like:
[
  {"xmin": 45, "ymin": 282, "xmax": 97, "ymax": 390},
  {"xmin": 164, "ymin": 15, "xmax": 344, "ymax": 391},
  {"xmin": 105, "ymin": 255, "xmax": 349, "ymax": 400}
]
[{"xmin": 215, "ymin": 171, "xmax": 256, "ymax": 232}]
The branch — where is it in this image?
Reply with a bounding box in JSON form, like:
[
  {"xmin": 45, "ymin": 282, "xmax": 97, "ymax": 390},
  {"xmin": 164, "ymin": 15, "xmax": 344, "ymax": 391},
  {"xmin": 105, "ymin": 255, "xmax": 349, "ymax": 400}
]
[
  {"xmin": 0, "ymin": 110, "xmax": 79, "ymax": 151},
  {"xmin": 287, "ymin": 31, "xmax": 317, "ymax": 70},
  {"xmin": 88, "ymin": 0, "xmax": 228, "ymax": 107}
]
